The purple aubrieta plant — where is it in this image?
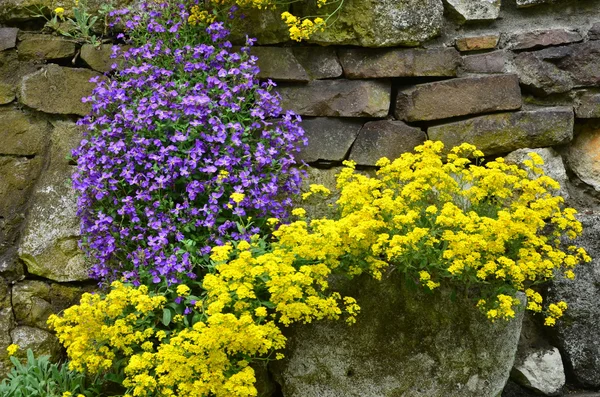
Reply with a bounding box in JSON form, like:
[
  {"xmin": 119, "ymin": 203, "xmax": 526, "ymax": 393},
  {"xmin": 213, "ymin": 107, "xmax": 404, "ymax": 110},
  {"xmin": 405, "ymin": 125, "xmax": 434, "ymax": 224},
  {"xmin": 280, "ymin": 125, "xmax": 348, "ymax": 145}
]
[{"xmin": 72, "ymin": 1, "xmax": 306, "ymax": 286}]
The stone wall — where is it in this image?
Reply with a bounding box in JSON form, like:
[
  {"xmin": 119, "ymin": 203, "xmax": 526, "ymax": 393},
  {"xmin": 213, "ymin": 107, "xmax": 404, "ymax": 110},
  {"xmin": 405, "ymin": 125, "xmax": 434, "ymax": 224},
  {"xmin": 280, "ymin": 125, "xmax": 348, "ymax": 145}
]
[{"xmin": 1, "ymin": 0, "xmax": 600, "ymax": 395}]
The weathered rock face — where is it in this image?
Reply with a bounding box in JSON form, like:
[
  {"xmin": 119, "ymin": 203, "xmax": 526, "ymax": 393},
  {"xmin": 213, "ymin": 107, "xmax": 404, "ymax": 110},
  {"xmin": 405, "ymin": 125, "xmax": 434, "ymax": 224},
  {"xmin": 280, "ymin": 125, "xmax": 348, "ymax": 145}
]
[
  {"xmin": 229, "ymin": 6, "xmax": 290, "ymax": 45},
  {"xmin": 456, "ymin": 34, "xmax": 499, "ymax": 51},
  {"xmin": 0, "ymin": 107, "xmax": 49, "ymax": 156},
  {"xmin": 564, "ymin": 121, "xmax": 600, "ymax": 191},
  {"xmin": 0, "ymin": 279, "xmax": 15, "ymax": 378},
  {"xmin": 298, "ymin": 118, "xmax": 363, "ymax": 163},
  {"xmin": 339, "ymin": 47, "xmax": 461, "ymax": 79},
  {"xmin": 445, "ymin": 0, "xmax": 501, "ymax": 21},
  {"xmin": 18, "ymin": 64, "xmax": 101, "ymax": 116},
  {"xmin": 298, "ymin": 0, "xmax": 444, "ymax": 47},
  {"xmin": 514, "ymin": 52, "xmax": 573, "ymax": 96},
  {"xmin": 428, "ymin": 107, "xmax": 574, "ymax": 156},
  {"xmin": 395, "ymin": 74, "xmax": 522, "ymax": 122},
  {"xmin": 292, "ymin": 47, "xmax": 342, "ymax": 80},
  {"xmin": 511, "ymin": 348, "xmax": 565, "ymax": 395},
  {"xmin": 0, "ymin": 50, "xmax": 37, "ymax": 105},
  {"xmin": 547, "ymin": 214, "xmax": 600, "ymax": 388},
  {"xmin": 17, "ymin": 34, "xmax": 77, "ymax": 61},
  {"xmin": 80, "ymin": 44, "xmax": 128, "ymax": 73},
  {"xmin": 505, "ymin": 147, "xmax": 570, "ymax": 199},
  {"xmin": 0, "ymin": 28, "xmax": 18, "ymax": 51},
  {"xmin": 0, "ymin": 0, "xmax": 132, "ymax": 22},
  {"xmin": 505, "ymin": 29, "xmax": 582, "ymax": 51},
  {"xmin": 575, "ymin": 91, "xmax": 600, "ymax": 118},
  {"xmin": 251, "ymin": 47, "xmax": 309, "ymax": 82},
  {"xmin": 461, "ymin": 51, "xmax": 507, "ymax": 74},
  {"xmin": 271, "ymin": 274, "xmax": 525, "ymax": 397},
  {"xmin": 348, "ymin": 120, "xmax": 426, "ymax": 166},
  {"xmin": 18, "ymin": 121, "xmax": 88, "ymax": 282},
  {"xmin": 277, "ymin": 80, "xmax": 391, "ymax": 117},
  {"xmin": 10, "ymin": 326, "xmax": 61, "ymax": 361}
]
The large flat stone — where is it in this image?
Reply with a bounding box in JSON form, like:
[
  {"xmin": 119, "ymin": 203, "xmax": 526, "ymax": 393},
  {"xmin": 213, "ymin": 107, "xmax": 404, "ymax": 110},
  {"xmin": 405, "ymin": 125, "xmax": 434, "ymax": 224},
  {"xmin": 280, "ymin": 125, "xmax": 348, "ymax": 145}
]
[
  {"xmin": 395, "ymin": 74, "xmax": 522, "ymax": 122},
  {"xmin": 349, "ymin": 120, "xmax": 426, "ymax": 166},
  {"xmin": 298, "ymin": 0, "xmax": 444, "ymax": 47},
  {"xmin": 18, "ymin": 121, "xmax": 88, "ymax": 282},
  {"xmin": 445, "ymin": 0, "xmax": 501, "ymax": 21},
  {"xmin": 511, "ymin": 347, "xmax": 565, "ymax": 395},
  {"xmin": 298, "ymin": 118, "xmax": 363, "ymax": 163},
  {"xmin": 292, "ymin": 47, "xmax": 342, "ymax": 80},
  {"xmin": 0, "ymin": 107, "xmax": 50, "ymax": 156},
  {"xmin": 17, "ymin": 34, "xmax": 77, "ymax": 61},
  {"xmin": 575, "ymin": 91, "xmax": 600, "ymax": 118},
  {"xmin": 0, "ymin": 28, "xmax": 18, "ymax": 51},
  {"xmin": 271, "ymin": 274, "xmax": 524, "ymax": 397},
  {"xmin": 564, "ymin": 121, "xmax": 600, "ymax": 192},
  {"xmin": 506, "ymin": 29, "xmax": 583, "ymax": 51},
  {"xmin": 461, "ymin": 51, "xmax": 507, "ymax": 74},
  {"xmin": 514, "ymin": 51, "xmax": 573, "ymax": 96},
  {"xmin": 277, "ymin": 80, "xmax": 391, "ymax": 117},
  {"xmin": 18, "ymin": 64, "xmax": 101, "ymax": 116},
  {"xmin": 547, "ymin": 214, "xmax": 600, "ymax": 388},
  {"xmin": 251, "ymin": 47, "xmax": 309, "ymax": 82},
  {"xmin": 428, "ymin": 107, "xmax": 574, "ymax": 156},
  {"xmin": 339, "ymin": 47, "xmax": 461, "ymax": 79}
]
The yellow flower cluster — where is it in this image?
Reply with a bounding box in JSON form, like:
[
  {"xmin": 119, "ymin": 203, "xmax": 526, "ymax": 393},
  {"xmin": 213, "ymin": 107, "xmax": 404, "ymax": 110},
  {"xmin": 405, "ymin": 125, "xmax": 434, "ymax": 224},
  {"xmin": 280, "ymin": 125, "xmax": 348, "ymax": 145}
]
[
  {"xmin": 6, "ymin": 344, "xmax": 19, "ymax": 356},
  {"xmin": 188, "ymin": 5, "xmax": 216, "ymax": 25},
  {"xmin": 280, "ymin": 12, "xmax": 326, "ymax": 42}
]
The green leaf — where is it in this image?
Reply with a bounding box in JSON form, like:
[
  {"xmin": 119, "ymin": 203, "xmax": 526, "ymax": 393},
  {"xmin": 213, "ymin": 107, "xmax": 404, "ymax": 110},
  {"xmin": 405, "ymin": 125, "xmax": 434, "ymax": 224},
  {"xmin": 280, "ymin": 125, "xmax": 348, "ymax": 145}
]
[{"xmin": 162, "ymin": 308, "xmax": 172, "ymax": 326}]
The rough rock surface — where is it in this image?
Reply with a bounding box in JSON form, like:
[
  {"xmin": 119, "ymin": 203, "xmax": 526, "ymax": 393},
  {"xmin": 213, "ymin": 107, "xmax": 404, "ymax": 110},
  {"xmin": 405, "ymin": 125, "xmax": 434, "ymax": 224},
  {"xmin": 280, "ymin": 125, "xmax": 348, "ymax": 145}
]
[
  {"xmin": 505, "ymin": 147, "xmax": 569, "ymax": 198},
  {"xmin": 80, "ymin": 44, "xmax": 128, "ymax": 73},
  {"xmin": 298, "ymin": 118, "xmax": 363, "ymax": 163},
  {"xmin": 251, "ymin": 47, "xmax": 309, "ymax": 82},
  {"xmin": 456, "ymin": 34, "xmax": 499, "ymax": 51},
  {"xmin": 428, "ymin": 107, "xmax": 574, "ymax": 156},
  {"xmin": 299, "ymin": 0, "xmax": 444, "ymax": 47},
  {"xmin": 461, "ymin": 50, "xmax": 507, "ymax": 74},
  {"xmin": 514, "ymin": 51, "xmax": 573, "ymax": 96},
  {"xmin": 506, "ymin": 29, "xmax": 583, "ymax": 51},
  {"xmin": 547, "ymin": 214, "xmax": 600, "ymax": 388},
  {"xmin": 294, "ymin": 167, "xmax": 343, "ymax": 220},
  {"xmin": 18, "ymin": 64, "xmax": 101, "ymax": 116},
  {"xmin": 0, "ymin": 0, "xmax": 130, "ymax": 22},
  {"xmin": 0, "ymin": 28, "xmax": 18, "ymax": 51},
  {"xmin": 17, "ymin": 34, "xmax": 77, "ymax": 61},
  {"xmin": 395, "ymin": 74, "xmax": 522, "ymax": 122},
  {"xmin": 277, "ymin": 80, "xmax": 391, "ymax": 117},
  {"xmin": 18, "ymin": 121, "xmax": 88, "ymax": 282},
  {"xmin": 229, "ymin": 5, "xmax": 290, "ymax": 45},
  {"xmin": 10, "ymin": 326, "xmax": 61, "ymax": 361},
  {"xmin": 445, "ymin": 0, "xmax": 501, "ymax": 21},
  {"xmin": 516, "ymin": 0, "xmax": 554, "ymax": 7},
  {"xmin": 564, "ymin": 121, "xmax": 600, "ymax": 192},
  {"xmin": 590, "ymin": 23, "xmax": 600, "ymax": 40},
  {"xmin": 271, "ymin": 274, "xmax": 525, "ymax": 397},
  {"xmin": 339, "ymin": 47, "xmax": 460, "ymax": 79},
  {"xmin": 348, "ymin": 120, "xmax": 426, "ymax": 166},
  {"xmin": 292, "ymin": 47, "xmax": 342, "ymax": 80},
  {"xmin": 0, "ymin": 279, "xmax": 15, "ymax": 377},
  {"xmin": 575, "ymin": 91, "xmax": 600, "ymax": 118},
  {"xmin": 0, "ymin": 107, "xmax": 49, "ymax": 156},
  {"xmin": 511, "ymin": 348, "xmax": 565, "ymax": 395}
]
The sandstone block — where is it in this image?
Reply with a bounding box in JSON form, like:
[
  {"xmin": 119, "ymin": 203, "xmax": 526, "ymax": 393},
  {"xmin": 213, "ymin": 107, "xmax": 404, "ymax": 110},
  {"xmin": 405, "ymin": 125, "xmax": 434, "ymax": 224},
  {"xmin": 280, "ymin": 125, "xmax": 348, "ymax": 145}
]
[
  {"xmin": 557, "ymin": 41, "xmax": 600, "ymax": 87},
  {"xmin": 0, "ymin": 107, "xmax": 50, "ymax": 156},
  {"xmin": 446, "ymin": 0, "xmax": 501, "ymax": 21},
  {"xmin": 292, "ymin": 47, "xmax": 342, "ymax": 80},
  {"xmin": 0, "ymin": 28, "xmax": 18, "ymax": 51},
  {"xmin": 461, "ymin": 50, "xmax": 507, "ymax": 74},
  {"xmin": 18, "ymin": 64, "xmax": 101, "ymax": 116},
  {"xmin": 395, "ymin": 74, "xmax": 522, "ymax": 122},
  {"xmin": 575, "ymin": 92, "xmax": 600, "ymax": 119},
  {"xmin": 298, "ymin": 117, "xmax": 363, "ymax": 163},
  {"xmin": 17, "ymin": 34, "xmax": 77, "ymax": 61},
  {"xmin": 428, "ymin": 107, "xmax": 574, "ymax": 156},
  {"xmin": 349, "ymin": 120, "xmax": 426, "ymax": 166},
  {"xmin": 339, "ymin": 47, "xmax": 461, "ymax": 79},
  {"xmin": 251, "ymin": 47, "xmax": 309, "ymax": 82},
  {"xmin": 277, "ymin": 80, "xmax": 391, "ymax": 117},
  {"xmin": 456, "ymin": 34, "xmax": 499, "ymax": 51},
  {"xmin": 506, "ymin": 29, "xmax": 583, "ymax": 51},
  {"xmin": 80, "ymin": 43, "xmax": 128, "ymax": 73},
  {"xmin": 514, "ymin": 51, "xmax": 573, "ymax": 96},
  {"xmin": 298, "ymin": 0, "xmax": 444, "ymax": 47}
]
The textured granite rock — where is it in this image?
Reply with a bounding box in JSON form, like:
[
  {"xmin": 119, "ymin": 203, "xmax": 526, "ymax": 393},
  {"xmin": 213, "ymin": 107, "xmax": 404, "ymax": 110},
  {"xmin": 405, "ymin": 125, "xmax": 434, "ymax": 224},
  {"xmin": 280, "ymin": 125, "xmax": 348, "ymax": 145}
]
[
  {"xmin": 395, "ymin": 74, "xmax": 522, "ymax": 122},
  {"xmin": 17, "ymin": 34, "xmax": 77, "ymax": 61},
  {"xmin": 512, "ymin": 348, "xmax": 565, "ymax": 395},
  {"xmin": 292, "ymin": 47, "xmax": 342, "ymax": 80},
  {"xmin": 277, "ymin": 80, "xmax": 391, "ymax": 117},
  {"xmin": 575, "ymin": 91, "xmax": 600, "ymax": 118},
  {"xmin": 445, "ymin": 0, "xmax": 501, "ymax": 21},
  {"xmin": 514, "ymin": 51, "xmax": 573, "ymax": 96},
  {"xmin": 428, "ymin": 107, "xmax": 574, "ymax": 156},
  {"xmin": 298, "ymin": 117, "xmax": 363, "ymax": 163},
  {"xmin": 461, "ymin": 50, "xmax": 507, "ymax": 74},
  {"xmin": 348, "ymin": 120, "xmax": 426, "ymax": 166},
  {"xmin": 0, "ymin": 28, "xmax": 18, "ymax": 51},
  {"xmin": 251, "ymin": 47, "xmax": 309, "ymax": 82},
  {"xmin": 506, "ymin": 29, "xmax": 583, "ymax": 51},
  {"xmin": 564, "ymin": 121, "xmax": 600, "ymax": 192}
]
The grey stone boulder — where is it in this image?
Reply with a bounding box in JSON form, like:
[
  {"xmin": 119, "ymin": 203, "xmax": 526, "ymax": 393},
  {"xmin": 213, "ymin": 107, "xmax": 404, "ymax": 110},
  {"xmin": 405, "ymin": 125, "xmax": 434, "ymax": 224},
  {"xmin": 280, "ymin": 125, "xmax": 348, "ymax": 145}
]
[
  {"xmin": 547, "ymin": 213, "xmax": 600, "ymax": 388},
  {"xmin": 557, "ymin": 41, "xmax": 600, "ymax": 87},
  {"xmin": 0, "ymin": 107, "xmax": 50, "ymax": 156},
  {"xmin": 564, "ymin": 121, "xmax": 600, "ymax": 192},
  {"xmin": 298, "ymin": 0, "xmax": 444, "ymax": 47},
  {"xmin": 339, "ymin": 47, "xmax": 461, "ymax": 79},
  {"xmin": 271, "ymin": 274, "xmax": 525, "ymax": 397},
  {"xmin": 445, "ymin": 0, "xmax": 501, "ymax": 21},
  {"xmin": 505, "ymin": 147, "xmax": 569, "ymax": 199},
  {"xmin": 395, "ymin": 74, "xmax": 522, "ymax": 122},
  {"xmin": 292, "ymin": 47, "xmax": 342, "ymax": 80},
  {"xmin": 505, "ymin": 29, "xmax": 582, "ymax": 51},
  {"xmin": 80, "ymin": 43, "xmax": 128, "ymax": 73},
  {"xmin": 17, "ymin": 34, "xmax": 77, "ymax": 61},
  {"xmin": 428, "ymin": 107, "xmax": 574, "ymax": 156},
  {"xmin": 18, "ymin": 64, "xmax": 102, "ymax": 116},
  {"xmin": 0, "ymin": 28, "xmax": 18, "ymax": 51},
  {"xmin": 277, "ymin": 80, "xmax": 391, "ymax": 117},
  {"xmin": 575, "ymin": 91, "xmax": 600, "ymax": 118},
  {"xmin": 511, "ymin": 347, "xmax": 565, "ymax": 395},
  {"xmin": 298, "ymin": 117, "xmax": 363, "ymax": 163},
  {"xmin": 349, "ymin": 120, "xmax": 426, "ymax": 166},
  {"xmin": 10, "ymin": 326, "xmax": 61, "ymax": 362},
  {"xmin": 251, "ymin": 47, "xmax": 309, "ymax": 82},
  {"xmin": 18, "ymin": 121, "xmax": 88, "ymax": 282},
  {"xmin": 514, "ymin": 51, "xmax": 573, "ymax": 96}
]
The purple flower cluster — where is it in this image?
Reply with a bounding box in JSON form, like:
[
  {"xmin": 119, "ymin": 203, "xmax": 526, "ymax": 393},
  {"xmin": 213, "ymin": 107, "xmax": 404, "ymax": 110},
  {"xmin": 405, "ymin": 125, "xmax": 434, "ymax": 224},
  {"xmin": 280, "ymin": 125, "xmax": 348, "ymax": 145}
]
[{"xmin": 73, "ymin": 3, "xmax": 306, "ymax": 286}]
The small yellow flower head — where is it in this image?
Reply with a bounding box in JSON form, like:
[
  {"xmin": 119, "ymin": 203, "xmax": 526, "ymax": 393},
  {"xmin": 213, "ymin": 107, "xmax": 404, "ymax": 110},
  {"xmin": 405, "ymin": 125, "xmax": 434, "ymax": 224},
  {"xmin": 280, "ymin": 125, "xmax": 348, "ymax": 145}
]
[
  {"xmin": 276, "ymin": 353, "xmax": 285, "ymax": 360},
  {"xmin": 62, "ymin": 392, "xmax": 72, "ymax": 397},
  {"xmin": 254, "ymin": 307, "xmax": 267, "ymax": 317},
  {"xmin": 237, "ymin": 240, "xmax": 251, "ymax": 251},
  {"xmin": 176, "ymin": 284, "xmax": 191, "ymax": 296},
  {"xmin": 6, "ymin": 344, "xmax": 18, "ymax": 356},
  {"xmin": 230, "ymin": 192, "xmax": 245, "ymax": 204},
  {"xmin": 54, "ymin": 7, "xmax": 65, "ymax": 16},
  {"xmin": 544, "ymin": 317, "xmax": 556, "ymax": 326},
  {"xmin": 292, "ymin": 208, "xmax": 306, "ymax": 217},
  {"xmin": 267, "ymin": 217, "xmax": 279, "ymax": 226}
]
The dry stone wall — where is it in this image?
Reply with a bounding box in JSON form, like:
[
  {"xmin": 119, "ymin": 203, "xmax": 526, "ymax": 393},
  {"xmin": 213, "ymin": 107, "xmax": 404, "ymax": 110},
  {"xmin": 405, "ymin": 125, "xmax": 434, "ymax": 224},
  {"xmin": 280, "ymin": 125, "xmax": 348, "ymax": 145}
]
[{"xmin": 0, "ymin": 0, "xmax": 600, "ymax": 396}]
